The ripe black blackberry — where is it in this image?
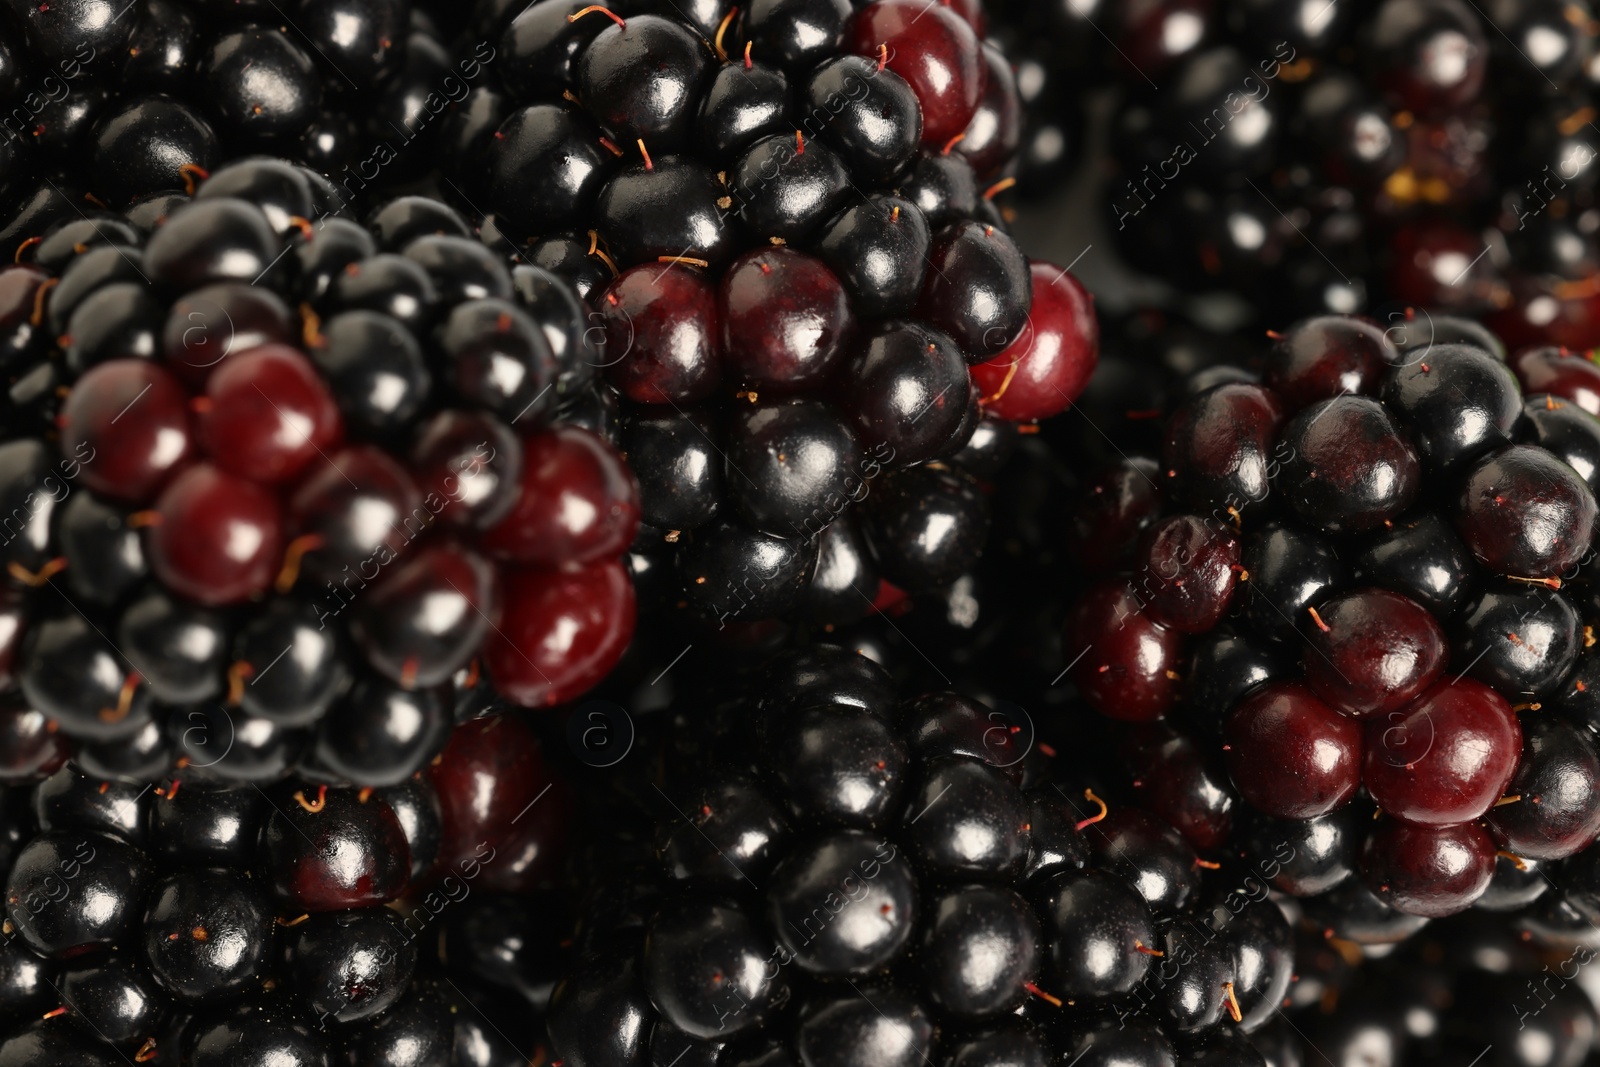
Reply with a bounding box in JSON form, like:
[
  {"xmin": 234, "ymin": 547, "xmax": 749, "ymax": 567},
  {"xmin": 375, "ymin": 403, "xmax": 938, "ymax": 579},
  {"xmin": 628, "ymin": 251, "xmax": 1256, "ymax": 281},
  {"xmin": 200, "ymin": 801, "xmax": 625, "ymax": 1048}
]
[
  {"xmin": 0, "ymin": 0, "xmax": 499, "ymax": 237},
  {"xmin": 458, "ymin": 0, "xmax": 1099, "ymax": 633},
  {"xmin": 0, "ymin": 156, "xmax": 639, "ymax": 785},
  {"xmin": 993, "ymin": 0, "xmax": 1600, "ymax": 338},
  {"xmin": 0, "ymin": 709, "xmax": 574, "ymax": 1066},
  {"xmin": 548, "ymin": 646, "xmax": 1296, "ymax": 1067},
  {"xmin": 1056, "ymin": 313, "xmax": 1600, "ymax": 922}
]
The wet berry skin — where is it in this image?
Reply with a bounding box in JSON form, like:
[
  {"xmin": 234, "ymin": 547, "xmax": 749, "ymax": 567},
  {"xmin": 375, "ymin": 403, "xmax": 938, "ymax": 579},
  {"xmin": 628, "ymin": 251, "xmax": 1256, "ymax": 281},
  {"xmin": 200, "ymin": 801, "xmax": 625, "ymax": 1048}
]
[
  {"xmin": 1302, "ymin": 588, "xmax": 1448, "ymax": 719},
  {"xmin": 597, "ymin": 155, "xmax": 738, "ymax": 267},
  {"xmin": 347, "ymin": 544, "xmax": 493, "ymax": 693},
  {"xmin": 439, "ymin": 298, "xmax": 555, "ymax": 426},
  {"xmin": 409, "ymin": 409, "xmax": 524, "ymax": 532},
  {"xmin": 199, "ymin": 344, "xmax": 343, "ymax": 485},
  {"xmin": 1238, "ymin": 807, "xmax": 1362, "ymax": 897},
  {"xmin": 488, "ymin": 105, "xmax": 615, "ymax": 238},
  {"xmin": 675, "ymin": 519, "xmax": 820, "ymax": 622},
  {"xmin": 257, "ymin": 785, "xmax": 411, "ymax": 912},
  {"xmin": 482, "ymin": 558, "xmax": 636, "ymax": 708},
  {"xmin": 55, "ymin": 954, "xmax": 165, "ymax": 1046},
  {"xmin": 903, "ymin": 759, "xmax": 1027, "ymax": 880},
  {"xmin": 795, "ymin": 984, "xmax": 935, "ymax": 1067},
  {"xmin": 287, "ymin": 908, "xmax": 418, "ymax": 1024},
  {"xmin": 1276, "ymin": 395, "xmax": 1421, "ymax": 534},
  {"xmin": 915, "ymin": 220, "xmax": 1033, "ymax": 362},
  {"xmin": 480, "ymin": 425, "xmax": 641, "ymax": 566},
  {"xmin": 1239, "ymin": 521, "xmax": 1344, "ymax": 645},
  {"xmin": 1512, "ymin": 346, "xmax": 1600, "ymax": 416},
  {"xmin": 1361, "ymin": 678, "xmax": 1522, "ymax": 826},
  {"xmin": 1132, "ymin": 514, "xmax": 1242, "ymax": 633},
  {"xmin": 1224, "ymin": 681, "xmax": 1364, "ymax": 819},
  {"xmin": 1361, "ymin": 818, "xmax": 1496, "ymax": 917},
  {"xmin": 1035, "ymin": 869, "xmax": 1155, "ymax": 996},
  {"xmin": 1452, "ymin": 582, "xmax": 1581, "ymax": 698},
  {"xmin": 621, "ymin": 407, "xmax": 724, "ymax": 531},
  {"xmin": 286, "ymin": 445, "xmax": 421, "ymax": 583},
  {"xmin": 846, "ymin": 0, "xmax": 986, "ymax": 147},
  {"xmin": 719, "ymin": 248, "xmax": 854, "ymax": 391},
  {"xmin": 577, "ymin": 13, "xmax": 711, "ymax": 151},
  {"xmin": 547, "ymin": 939, "xmax": 653, "ymax": 1067},
  {"xmin": 429, "ymin": 714, "xmax": 573, "ymax": 893},
  {"xmin": 806, "ymin": 55, "xmax": 923, "ymax": 187},
  {"xmin": 1351, "ymin": 511, "xmax": 1476, "ymax": 617},
  {"xmin": 1485, "ymin": 715, "xmax": 1600, "ymax": 861},
  {"xmin": 731, "ymin": 134, "xmax": 853, "ymax": 244},
  {"xmin": 1086, "ymin": 806, "xmax": 1201, "ymax": 916},
  {"xmin": 147, "ymin": 782, "xmax": 264, "ymax": 868},
  {"xmin": 4, "ymin": 832, "xmax": 150, "ymax": 957},
  {"xmin": 1264, "ymin": 316, "xmax": 1399, "ymax": 410},
  {"xmin": 146, "ymin": 463, "xmax": 284, "ymax": 607},
  {"xmin": 696, "ymin": 61, "xmax": 791, "ymax": 162},
  {"xmin": 145, "ymin": 197, "xmax": 283, "ymax": 293},
  {"xmin": 1380, "ymin": 343, "xmax": 1522, "ymax": 472},
  {"xmin": 970, "ymin": 262, "xmax": 1099, "ymax": 423},
  {"xmin": 815, "ymin": 194, "xmax": 931, "ymax": 319},
  {"xmin": 58, "ymin": 359, "xmax": 193, "ymax": 506},
  {"xmin": 839, "ymin": 320, "xmax": 969, "ymax": 466},
  {"xmin": 187, "ymin": 999, "xmax": 334, "ymax": 1067},
  {"xmin": 1064, "ymin": 578, "xmax": 1186, "ymax": 722},
  {"xmin": 920, "ymin": 885, "xmax": 1041, "ymax": 1019},
  {"xmin": 0, "ymin": 699, "xmax": 71, "ymax": 783},
  {"xmin": 142, "ymin": 868, "xmax": 273, "ymax": 1004},
  {"xmin": 1455, "ymin": 444, "xmax": 1597, "ymax": 578},
  {"xmin": 725, "ymin": 398, "xmax": 861, "ymax": 537},
  {"xmin": 862, "ymin": 464, "xmax": 990, "ymax": 591},
  {"xmin": 1071, "ymin": 458, "xmax": 1163, "ymax": 571},
  {"xmin": 600, "ymin": 263, "xmax": 722, "ymax": 405},
  {"xmin": 1120, "ymin": 723, "xmax": 1238, "ymax": 850},
  {"xmin": 643, "ymin": 898, "xmax": 783, "ymax": 1037},
  {"xmin": 0, "ymin": 1021, "xmax": 124, "ymax": 1066},
  {"xmin": 1162, "ymin": 382, "xmax": 1285, "ymax": 514},
  {"xmin": 1521, "ymin": 394, "xmax": 1600, "ymax": 494}
]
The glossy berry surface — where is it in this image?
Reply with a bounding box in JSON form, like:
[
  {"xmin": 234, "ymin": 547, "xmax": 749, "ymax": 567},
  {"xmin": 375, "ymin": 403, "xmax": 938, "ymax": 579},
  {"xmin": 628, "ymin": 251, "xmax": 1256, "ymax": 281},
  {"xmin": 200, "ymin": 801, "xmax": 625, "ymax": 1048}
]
[
  {"xmin": 1301, "ymin": 588, "xmax": 1447, "ymax": 718},
  {"xmin": 198, "ymin": 345, "xmax": 342, "ymax": 484},
  {"xmin": 58, "ymin": 360, "xmax": 193, "ymax": 506},
  {"xmin": 146, "ymin": 463, "xmax": 284, "ymax": 607},
  {"xmin": 1363, "ymin": 679, "xmax": 1521, "ymax": 826},
  {"xmin": 1361, "ymin": 818, "xmax": 1497, "ymax": 918},
  {"xmin": 257, "ymin": 785, "xmax": 411, "ymax": 911},
  {"xmin": 1225, "ymin": 681, "xmax": 1364, "ymax": 819}
]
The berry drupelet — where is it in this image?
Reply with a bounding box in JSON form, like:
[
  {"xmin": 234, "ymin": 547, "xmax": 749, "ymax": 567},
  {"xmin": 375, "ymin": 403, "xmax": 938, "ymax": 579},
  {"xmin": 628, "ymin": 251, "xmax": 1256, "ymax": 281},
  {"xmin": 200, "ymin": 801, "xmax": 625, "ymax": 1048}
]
[
  {"xmin": 0, "ymin": 710, "xmax": 574, "ymax": 1065},
  {"xmin": 548, "ymin": 646, "xmax": 1295, "ymax": 1066},
  {"xmin": 0, "ymin": 157, "xmax": 639, "ymax": 783},
  {"xmin": 1061, "ymin": 313, "xmax": 1600, "ymax": 922},
  {"xmin": 464, "ymin": 0, "xmax": 1099, "ymax": 630}
]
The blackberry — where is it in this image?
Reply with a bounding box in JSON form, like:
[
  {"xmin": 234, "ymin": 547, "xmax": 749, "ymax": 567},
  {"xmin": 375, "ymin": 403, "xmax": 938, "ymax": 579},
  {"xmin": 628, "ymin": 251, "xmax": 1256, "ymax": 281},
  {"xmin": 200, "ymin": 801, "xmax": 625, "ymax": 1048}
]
[
  {"xmin": 548, "ymin": 646, "xmax": 1295, "ymax": 1066},
  {"xmin": 0, "ymin": 705, "xmax": 573, "ymax": 1064},
  {"xmin": 0, "ymin": 157, "xmax": 637, "ymax": 783},
  {"xmin": 1059, "ymin": 313, "xmax": 1600, "ymax": 921},
  {"xmin": 465, "ymin": 0, "xmax": 1098, "ymax": 631},
  {"xmin": 992, "ymin": 0, "xmax": 1600, "ymax": 338},
  {"xmin": 0, "ymin": 0, "xmax": 493, "ymax": 236}
]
